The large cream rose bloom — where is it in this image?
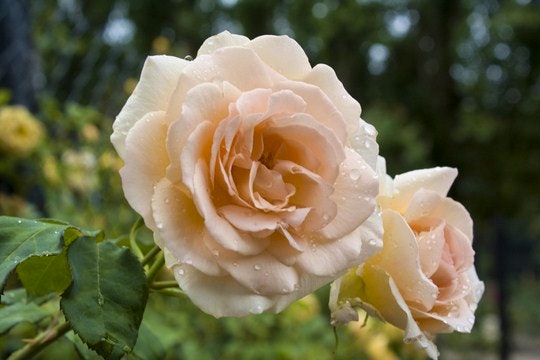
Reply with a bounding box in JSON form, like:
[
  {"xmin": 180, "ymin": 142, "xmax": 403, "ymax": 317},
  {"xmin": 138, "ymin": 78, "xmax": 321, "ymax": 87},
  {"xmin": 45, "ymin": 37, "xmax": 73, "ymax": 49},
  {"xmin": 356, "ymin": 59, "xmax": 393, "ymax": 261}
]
[
  {"xmin": 330, "ymin": 161, "xmax": 484, "ymax": 359},
  {"xmin": 112, "ymin": 31, "xmax": 382, "ymax": 317}
]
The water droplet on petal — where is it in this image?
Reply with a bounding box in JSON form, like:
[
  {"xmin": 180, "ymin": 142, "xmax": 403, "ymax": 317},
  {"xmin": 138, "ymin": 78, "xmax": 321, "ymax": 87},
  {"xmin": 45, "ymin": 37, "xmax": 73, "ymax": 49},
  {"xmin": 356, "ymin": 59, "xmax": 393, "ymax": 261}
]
[
  {"xmin": 253, "ymin": 264, "xmax": 261, "ymax": 271},
  {"xmin": 177, "ymin": 268, "xmax": 185, "ymax": 276},
  {"xmin": 233, "ymin": 262, "xmax": 238, "ymax": 267},
  {"xmin": 363, "ymin": 123, "xmax": 377, "ymax": 137},
  {"xmin": 250, "ymin": 304, "xmax": 263, "ymax": 314},
  {"xmin": 350, "ymin": 168, "xmax": 361, "ymax": 180}
]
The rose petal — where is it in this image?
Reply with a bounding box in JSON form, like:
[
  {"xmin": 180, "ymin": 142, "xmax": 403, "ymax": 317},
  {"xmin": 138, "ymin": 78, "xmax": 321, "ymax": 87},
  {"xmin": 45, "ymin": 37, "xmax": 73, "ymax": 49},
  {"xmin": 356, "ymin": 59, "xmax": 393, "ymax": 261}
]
[
  {"xmin": 152, "ymin": 178, "xmax": 223, "ymax": 276},
  {"xmin": 266, "ymin": 113, "xmax": 345, "ymax": 183},
  {"xmin": 180, "ymin": 121, "xmax": 214, "ymax": 192},
  {"xmin": 219, "ymin": 204, "xmax": 280, "ymax": 233},
  {"xmin": 219, "ymin": 252, "xmax": 299, "ymax": 295},
  {"xmin": 273, "ymin": 80, "xmax": 348, "ymax": 144},
  {"xmin": 302, "ymin": 64, "xmax": 362, "ymax": 140},
  {"xmin": 112, "ymin": 55, "xmax": 188, "ymax": 158},
  {"xmin": 444, "ymin": 224, "xmax": 475, "ymax": 273},
  {"xmin": 431, "ymin": 197, "xmax": 474, "ymax": 241},
  {"xmin": 247, "ymin": 34, "xmax": 311, "ymax": 80},
  {"xmin": 168, "ymin": 47, "xmax": 283, "ymax": 113},
  {"xmin": 172, "ymin": 265, "xmax": 275, "ymax": 317},
  {"xmin": 120, "ymin": 111, "xmax": 169, "ymax": 231},
  {"xmin": 354, "ymin": 264, "xmax": 440, "ymax": 359},
  {"xmin": 197, "ymin": 31, "xmax": 250, "ymax": 56},
  {"xmin": 192, "ymin": 159, "xmax": 270, "ymax": 255},
  {"xmin": 404, "ymin": 189, "xmax": 444, "ymax": 221},
  {"xmin": 296, "ymin": 210, "xmax": 382, "ymax": 277},
  {"xmin": 416, "ymin": 222, "xmax": 446, "ymax": 278},
  {"xmin": 388, "ymin": 167, "xmax": 458, "ymax": 214},
  {"xmin": 273, "ymin": 159, "xmax": 335, "ymax": 232},
  {"xmin": 412, "ymin": 295, "xmax": 476, "ymax": 334},
  {"xmin": 348, "ymin": 119, "xmax": 379, "ymax": 171},
  {"xmin": 167, "ymin": 82, "xmax": 240, "ymax": 184},
  {"xmin": 372, "ymin": 210, "xmax": 439, "ymax": 311},
  {"xmin": 319, "ymin": 147, "xmax": 378, "ymax": 239}
]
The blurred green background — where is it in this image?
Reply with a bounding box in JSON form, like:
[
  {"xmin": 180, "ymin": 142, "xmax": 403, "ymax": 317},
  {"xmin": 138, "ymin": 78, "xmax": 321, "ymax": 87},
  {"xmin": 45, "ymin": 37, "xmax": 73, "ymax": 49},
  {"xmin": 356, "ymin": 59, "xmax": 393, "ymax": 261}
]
[{"xmin": 1, "ymin": 0, "xmax": 539, "ymax": 359}]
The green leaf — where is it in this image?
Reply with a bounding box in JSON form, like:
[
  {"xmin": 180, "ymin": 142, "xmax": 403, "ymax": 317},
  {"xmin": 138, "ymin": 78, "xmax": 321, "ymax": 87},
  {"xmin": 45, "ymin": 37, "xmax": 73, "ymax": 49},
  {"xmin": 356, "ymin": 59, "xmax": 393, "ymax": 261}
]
[
  {"xmin": 17, "ymin": 252, "xmax": 72, "ymax": 296},
  {"xmin": 1, "ymin": 288, "xmax": 26, "ymax": 305},
  {"xmin": 67, "ymin": 333, "xmax": 103, "ymax": 360},
  {"xmin": 0, "ymin": 216, "xmax": 75, "ymax": 291},
  {"xmin": 0, "ymin": 302, "xmax": 54, "ymax": 334},
  {"xmin": 127, "ymin": 322, "xmax": 166, "ymax": 360},
  {"xmin": 61, "ymin": 237, "xmax": 148, "ymax": 360}
]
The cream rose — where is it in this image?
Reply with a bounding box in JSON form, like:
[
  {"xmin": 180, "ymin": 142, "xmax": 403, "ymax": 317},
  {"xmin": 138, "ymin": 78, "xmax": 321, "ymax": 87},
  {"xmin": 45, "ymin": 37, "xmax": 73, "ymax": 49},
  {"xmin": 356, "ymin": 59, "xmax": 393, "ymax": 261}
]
[
  {"xmin": 330, "ymin": 162, "xmax": 484, "ymax": 359},
  {"xmin": 111, "ymin": 31, "xmax": 382, "ymax": 317}
]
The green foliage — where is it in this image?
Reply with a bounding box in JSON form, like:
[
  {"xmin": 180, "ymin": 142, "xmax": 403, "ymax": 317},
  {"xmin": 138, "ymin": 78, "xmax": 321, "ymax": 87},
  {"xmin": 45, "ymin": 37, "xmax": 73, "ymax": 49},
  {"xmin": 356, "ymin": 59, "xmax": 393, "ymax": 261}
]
[
  {"xmin": 61, "ymin": 238, "xmax": 148, "ymax": 359},
  {"xmin": 17, "ymin": 253, "xmax": 72, "ymax": 296},
  {"xmin": 0, "ymin": 217, "xmax": 73, "ymax": 291},
  {"xmin": 0, "ymin": 302, "xmax": 54, "ymax": 334}
]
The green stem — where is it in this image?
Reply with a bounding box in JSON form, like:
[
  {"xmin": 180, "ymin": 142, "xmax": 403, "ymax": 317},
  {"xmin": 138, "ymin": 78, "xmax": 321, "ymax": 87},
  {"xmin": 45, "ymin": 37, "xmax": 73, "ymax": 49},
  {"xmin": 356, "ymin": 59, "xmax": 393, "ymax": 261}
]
[
  {"xmin": 149, "ymin": 288, "xmax": 185, "ymax": 298},
  {"xmin": 332, "ymin": 326, "xmax": 340, "ymax": 357},
  {"xmin": 141, "ymin": 245, "xmax": 161, "ymax": 267},
  {"xmin": 146, "ymin": 251, "xmax": 165, "ymax": 283},
  {"xmin": 8, "ymin": 321, "xmax": 71, "ymax": 360},
  {"xmin": 129, "ymin": 217, "xmax": 145, "ymax": 260},
  {"xmin": 150, "ymin": 280, "xmax": 179, "ymax": 289}
]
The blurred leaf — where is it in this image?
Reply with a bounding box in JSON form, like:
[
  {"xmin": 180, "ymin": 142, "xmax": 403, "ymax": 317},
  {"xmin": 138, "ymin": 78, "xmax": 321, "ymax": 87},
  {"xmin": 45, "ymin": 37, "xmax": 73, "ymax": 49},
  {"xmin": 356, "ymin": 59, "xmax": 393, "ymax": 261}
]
[
  {"xmin": 0, "ymin": 288, "xmax": 26, "ymax": 305},
  {"xmin": 17, "ymin": 253, "xmax": 72, "ymax": 296},
  {"xmin": 61, "ymin": 237, "xmax": 148, "ymax": 360},
  {"xmin": 0, "ymin": 216, "xmax": 76, "ymax": 291},
  {"xmin": 127, "ymin": 322, "xmax": 166, "ymax": 360},
  {"xmin": 0, "ymin": 302, "xmax": 53, "ymax": 334}
]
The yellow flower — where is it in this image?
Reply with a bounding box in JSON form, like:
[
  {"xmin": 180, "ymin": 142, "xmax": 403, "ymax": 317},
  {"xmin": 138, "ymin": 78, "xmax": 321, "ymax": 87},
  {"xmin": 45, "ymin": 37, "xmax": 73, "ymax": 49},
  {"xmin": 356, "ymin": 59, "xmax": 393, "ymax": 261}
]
[
  {"xmin": 42, "ymin": 155, "xmax": 61, "ymax": 185},
  {"xmin": 0, "ymin": 106, "xmax": 44, "ymax": 156},
  {"xmin": 62, "ymin": 149, "xmax": 98, "ymax": 193}
]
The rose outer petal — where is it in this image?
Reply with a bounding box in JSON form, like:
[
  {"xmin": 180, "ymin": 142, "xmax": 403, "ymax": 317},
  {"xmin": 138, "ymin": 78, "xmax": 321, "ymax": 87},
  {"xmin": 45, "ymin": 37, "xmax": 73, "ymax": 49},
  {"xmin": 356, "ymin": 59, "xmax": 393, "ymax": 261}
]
[
  {"xmin": 319, "ymin": 147, "xmax": 378, "ymax": 240},
  {"xmin": 247, "ymin": 34, "xmax": 312, "ymax": 80},
  {"xmin": 357, "ymin": 264, "xmax": 440, "ymax": 359},
  {"xmin": 386, "ymin": 167, "xmax": 458, "ymax": 214},
  {"xmin": 167, "ymin": 82, "xmax": 240, "ymax": 184},
  {"xmin": 172, "ymin": 265, "xmax": 276, "ymax": 317},
  {"xmin": 112, "ymin": 55, "xmax": 188, "ymax": 158},
  {"xmin": 302, "ymin": 64, "xmax": 362, "ymax": 142},
  {"xmin": 151, "ymin": 177, "xmax": 223, "ymax": 276},
  {"xmin": 197, "ymin": 31, "xmax": 250, "ymax": 56},
  {"xmin": 296, "ymin": 210, "xmax": 383, "ymax": 277},
  {"xmin": 371, "ymin": 210, "xmax": 439, "ymax": 312},
  {"xmin": 120, "ymin": 111, "xmax": 169, "ymax": 231}
]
